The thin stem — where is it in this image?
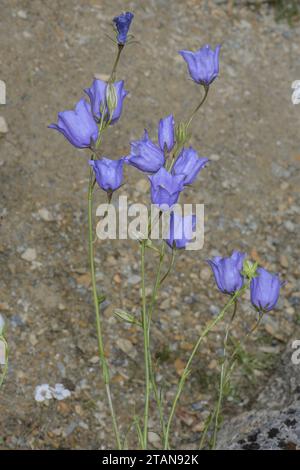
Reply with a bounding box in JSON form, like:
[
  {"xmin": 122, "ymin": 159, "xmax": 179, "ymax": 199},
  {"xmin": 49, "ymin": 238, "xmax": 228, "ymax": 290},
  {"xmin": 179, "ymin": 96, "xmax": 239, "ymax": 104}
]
[
  {"xmin": 186, "ymin": 85, "xmax": 209, "ymax": 130},
  {"xmin": 200, "ymin": 310, "xmax": 264, "ymax": 450},
  {"xmin": 140, "ymin": 241, "xmax": 150, "ymax": 449},
  {"xmin": 160, "ymin": 248, "xmax": 176, "ymax": 285},
  {"xmin": 212, "ymin": 300, "xmax": 237, "ymax": 449},
  {"xmin": 167, "ymin": 86, "xmax": 209, "ymax": 173},
  {"xmin": 225, "ymin": 312, "xmax": 264, "ymax": 379},
  {"xmin": 147, "ymin": 245, "xmax": 167, "ymax": 443},
  {"xmin": 164, "ymin": 287, "xmax": 246, "ymax": 450},
  {"xmin": 109, "ymin": 44, "xmax": 124, "ymax": 83},
  {"xmin": 88, "ymin": 173, "xmax": 121, "ymax": 450},
  {"xmin": 0, "ymin": 337, "xmax": 8, "ymax": 389}
]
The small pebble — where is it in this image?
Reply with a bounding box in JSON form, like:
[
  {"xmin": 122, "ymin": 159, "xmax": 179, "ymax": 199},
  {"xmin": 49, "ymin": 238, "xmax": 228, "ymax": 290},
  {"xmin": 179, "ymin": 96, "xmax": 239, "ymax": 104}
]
[
  {"xmin": 21, "ymin": 248, "xmax": 37, "ymax": 262},
  {"xmin": 0, "ymin": 116, "xmax": 8, "ymax": 134}
]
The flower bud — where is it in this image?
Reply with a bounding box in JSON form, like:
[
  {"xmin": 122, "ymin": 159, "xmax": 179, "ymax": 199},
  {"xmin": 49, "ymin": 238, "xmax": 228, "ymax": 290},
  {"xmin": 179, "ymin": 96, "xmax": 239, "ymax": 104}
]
[
  {"xmin": 175, "ymin": 122, "xmax": 188, "ymax": 148},
  {"xmin": 106, "ymin": 83, "xmax": 118, "ymax": 119},
  {"xmin": 242, "ymin": 260, "xmax": 258, "ymax": 280},
  {"xmin": 114, "ymin": 309, "xmax": 141, "ymax": 327}
]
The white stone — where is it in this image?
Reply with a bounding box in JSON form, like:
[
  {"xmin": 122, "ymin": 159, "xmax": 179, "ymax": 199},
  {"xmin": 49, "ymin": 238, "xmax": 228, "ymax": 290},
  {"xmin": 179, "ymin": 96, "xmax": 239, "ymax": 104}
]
[
  {"xmin": 17, "ymin": 10, "xmax": 27, "ymax": 19},
  {"xmin": 0, "ymin": 116, "xmax": 8, "ymax": 134},
  {"xmin": 38, "ymin": 208, "xmax": 55, "ymax": 221},
  {"xmin": 21, "ymin": 248, "xmax": 37, "ymax": 262}
]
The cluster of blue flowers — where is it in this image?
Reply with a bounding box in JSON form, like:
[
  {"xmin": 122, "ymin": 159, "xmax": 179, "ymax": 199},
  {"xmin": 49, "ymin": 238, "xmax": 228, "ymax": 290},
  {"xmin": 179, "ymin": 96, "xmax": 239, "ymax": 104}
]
[
  {"xmin": 49, "ymin": 11, "xmax": 282, "ymax": 314},
  {"xmin": 207, "ymin": 251, "xmax": 283, "ymax": 313}
]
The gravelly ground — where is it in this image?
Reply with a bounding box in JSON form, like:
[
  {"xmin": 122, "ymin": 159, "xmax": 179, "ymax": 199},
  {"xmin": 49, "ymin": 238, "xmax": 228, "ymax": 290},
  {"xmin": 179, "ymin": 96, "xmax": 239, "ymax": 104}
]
[{"xmin": 0, "ymin": 0, "xmax": 299, "ymax": 449}]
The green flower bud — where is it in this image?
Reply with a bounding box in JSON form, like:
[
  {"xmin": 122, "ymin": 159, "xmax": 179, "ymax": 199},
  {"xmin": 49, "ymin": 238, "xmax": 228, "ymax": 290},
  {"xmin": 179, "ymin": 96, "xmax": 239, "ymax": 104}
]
[
  {"xmin": 242, "ymin": 260, "xmax": 258, "ymax": 280},
  {"xmin": 106, "ymin": 83, "xmax": 118, "ymax": 118},
  {"xmin": 114, "ymin": 309, "xmax": 142, "ymax": 327}
]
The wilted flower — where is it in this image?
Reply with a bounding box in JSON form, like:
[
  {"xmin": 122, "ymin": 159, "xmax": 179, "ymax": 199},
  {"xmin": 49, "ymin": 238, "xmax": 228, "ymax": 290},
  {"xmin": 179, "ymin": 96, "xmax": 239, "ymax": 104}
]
[
  {"xmin": 179, "ymin": 44, "xmax": 221, "ymax": 86},
  {"xmin": 165, "ymin": 212, "xmax": 196, "ymax": 249},
  {"xmin": 34, "ymin": 384, "xmax": 53, "ymax": 402},
  {"xmin": 84, "ymin": 79, "xmax": 128, "ymax": 125},
  {"xmin": 250, "ymin": 267, "xmax": 282, "ymax": 312},
  {"xmin": 34, "ymin": 383, "xmax": 71, "ymax": 402},
  {"xmin": 113, "ymin": 12, "xmax": 134, "ymax": 45},
  {"xmin": 52, "ymin": 383, "xmax": 71, "ymax": 400},
  {"xmin": 172, "ymin": 147, "xmax": 208, "ymax": 185},
  {"xmin": 125, "ymin": 130, "xmax": 165, "ymax": 173},
  {"xmin": 49, "ymin": 99, "xmax": 98, "ymax": 148},
  {"xmin": 207, "ymin": 250, "xmax": 246, "ymax": 295},
  {"xmin": 158, "ymin": 114, "xmax": 175, "ymax": 153},
  {"xmin": 89, "ymin": 158, "xmax": 124, "ymax": 192},
  {"xmin": 149, "ymin": 167, "xmax": 185, "ymax": 209}
]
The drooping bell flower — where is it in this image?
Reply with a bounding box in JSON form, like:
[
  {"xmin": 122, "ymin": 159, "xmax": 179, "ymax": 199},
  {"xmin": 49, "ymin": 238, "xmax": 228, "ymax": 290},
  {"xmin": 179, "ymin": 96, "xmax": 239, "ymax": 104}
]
[
  {"xmin": 250, "ymin": 268, "xmax": 282, "ymax": 312},
  {"xmin": 84, "ymin": 79, "xmax": 128, "ymax": 125},
  {"xmin": 179, "ymin": 44, "xmax": 221, "ymax": 86},
  {"xmin": 149, "ymin": 167, "xmax": 185, "ymax": 210},
  {"xmin": 165, "ymin": 212, "xmax": 196, "ymax": 249},
  {"xmin": 113, "ymin": 12, "xmax": 134, "ymax": 45},
  {"xmin": 207, "ymin": 250, "xmax": 246, "ymax": 295},
  {"xmin": 172, "ymin": 147, "xmax": 208, "ymax": 185},
  {"xmin": 49, "ymin": 98, "xmax": 98, "ymax": 149},
  {"xmin": 158, "ymin": 114, "xmax": 175, "ymax": 153},
  {"xmin": 125, "ymin": 129, "xmax": 165, "ymax": 173},
  {"xmin": 89, "ymin": 158, "xmax": 124, "ymax": 192}
]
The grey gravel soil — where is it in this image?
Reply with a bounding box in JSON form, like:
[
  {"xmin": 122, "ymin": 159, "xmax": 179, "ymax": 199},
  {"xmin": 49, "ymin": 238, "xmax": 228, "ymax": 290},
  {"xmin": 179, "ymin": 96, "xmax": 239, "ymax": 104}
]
[{"xmin": 0, "ymin": 0, "xmax": 299, "ymax": 449}]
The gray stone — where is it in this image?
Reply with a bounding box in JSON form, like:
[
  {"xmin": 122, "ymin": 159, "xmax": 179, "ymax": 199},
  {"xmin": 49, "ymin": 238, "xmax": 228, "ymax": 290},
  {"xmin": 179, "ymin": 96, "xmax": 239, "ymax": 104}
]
[{"xmin": 217, "ymin": 334, "xmax": 300, "ymax": 450}]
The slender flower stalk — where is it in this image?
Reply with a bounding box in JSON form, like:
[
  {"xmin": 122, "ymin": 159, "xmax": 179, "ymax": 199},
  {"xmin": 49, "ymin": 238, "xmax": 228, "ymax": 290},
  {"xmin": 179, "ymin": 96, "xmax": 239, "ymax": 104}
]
[
  {"xmin": 86, "ymin": 40, "xmax": 127, "ymax": 451},
  {"xmin": 147, "ymin": 244, "xmax": 167, "ymax": 443},
  {"xmin": 88, "ymin": 172, "xmax": 121, "ymax": 449},
  {"xmin": 140, "ymin": 240, "xmax": 151, "ymax": 449},
  {"xmin": 164, "ymin": 284, "xmax": 248, "ymax": 450},
  {"xmin": 147, "ymin": 244, "xmax": 177, "ymax": 444},
  {"xmin": 185, "ymin": 85, "xmax": 209, "ymax": 130},
  {"xmin": 200, "ymin": 310, "xmax": 265, "ymax": 449},
  {"xmin": 212, "ymin": 300, "xmax": 237, "ymax": 448},
  {"xmin": 109, "ymin": 44, "xmax": 124, "ymax": 84},
  {"xmin": 0, "ymin": 336, "xmax": 8, "ymax": 389},
  {"xmin": 167, "ymin": 87, "xmax": 209, "ymax": 173}
]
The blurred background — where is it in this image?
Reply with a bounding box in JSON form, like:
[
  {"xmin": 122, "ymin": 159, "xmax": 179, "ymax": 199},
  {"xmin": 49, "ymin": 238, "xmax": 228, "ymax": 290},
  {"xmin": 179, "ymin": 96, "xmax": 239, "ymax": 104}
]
[{"xmin": 0, "ymin": 0, "xmax": 299, "ymax": 449}]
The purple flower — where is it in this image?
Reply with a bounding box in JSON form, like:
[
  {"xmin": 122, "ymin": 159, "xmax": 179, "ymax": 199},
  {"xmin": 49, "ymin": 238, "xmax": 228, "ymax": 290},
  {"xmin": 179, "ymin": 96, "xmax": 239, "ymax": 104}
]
[
  {"xmin": 250, "ymin": 268, "xmax": 282, "ymax": 312},
  {"xmin": 158, "ymin": 114, "xmax": 175, "ymax": 153},
  {"xmin": 113, "ymin": 12, "xmax": 134, "ymax": 45},
  {"xmin": 207, "ymin": 251, "xmax": 246, "ymax": 295},
  {"xmin": 149, "ymin": 167, "xmax": 185, "ymax": 210},
  {"xmin": 165, "ymin": 212, "xmax": 196, "ymax": 249},
  {"xmin": 172, "ymin": 147, "xmax": 209, "ymax": 185},
  {"xmin": 125, "ymin": 130, "xmax": 165, "ymax": 173},
  {"xmin": 179, "ymin": 44, "xmax": 221, "ymax": 86},
  {"xmin": 49, "ymin": 98, "xmax": 98, "ymax": 149},
  {"xmin": 89, "ymin": 158, "xmax": 124, "ymax": 192},
  {"xmin": 84, "ymin": 79, "xmax": 128, "ymax": 125}
]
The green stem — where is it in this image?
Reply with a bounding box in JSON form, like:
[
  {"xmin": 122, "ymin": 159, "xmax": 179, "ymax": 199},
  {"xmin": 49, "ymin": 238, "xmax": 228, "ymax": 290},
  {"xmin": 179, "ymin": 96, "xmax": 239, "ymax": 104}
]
[
  {"xmin": 200, "ymin": 310, "xmax": 263, "ymax": 450},
  {"xmin": 109, "ymin": 44, "xmax": 124, "ymax": 83},
  {"xmin": 167, "ymin": 86, "xmax": 209, "ymax": 173},
  {"xmin": 0, "ymin": 336, "xmax": 8, "ymax": 389},
  {"xmin": 212, "ymin": 300, "xmax": 237, "ymax": 449},
  {"xmin": 186, "ymin": 85, "xmax": 209, "ymax": 130},
  {"xmin": 160, "ymin": 248, "xmax": 176, "ymax": 285},
  {"xmin": 140, "ymin": 241, "xmax": 150, "ymax": 449},
  {"xmin": 88, "ymin": 173, "xmax": 121, "ymax": 450},
  {"xmin": 164, "ymin": 287, "xmax": 245, "ymax": 450},
  {"xmin": 147, "ymin": 247, "xmax": 166, "ymax": 443}
]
